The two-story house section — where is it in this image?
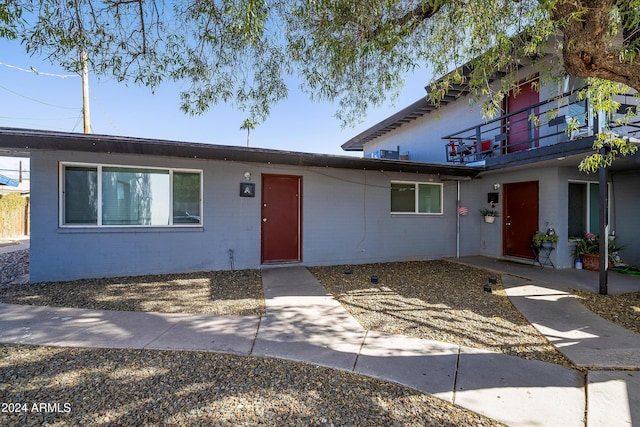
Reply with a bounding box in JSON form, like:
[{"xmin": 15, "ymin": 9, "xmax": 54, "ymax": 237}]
[{"xmin": 343, "ymin": 64, "xmax": 640, "ymax": 269}]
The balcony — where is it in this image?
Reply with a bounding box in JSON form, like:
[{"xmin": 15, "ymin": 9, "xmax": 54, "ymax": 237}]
[{"xmin": 443, "ymin": 87, "xmax": 640, "ymax": 168}]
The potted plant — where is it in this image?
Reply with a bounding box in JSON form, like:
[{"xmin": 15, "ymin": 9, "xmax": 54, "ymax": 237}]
[
  {"xmin": 532, "ymin": 230, "xmax": 559, "ymax": 249},
  {"xmin": 480, "ymin": 208, "xmax": 499, "ymax": 224},
  {"xmin": 574, "ymin": 233, "xmax": 622, "ymax": 271}
]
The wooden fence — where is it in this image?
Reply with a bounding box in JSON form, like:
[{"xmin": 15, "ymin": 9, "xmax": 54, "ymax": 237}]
[{"xmin": 0, "ymin": 193, "xmax": 30, "ymax": 239}]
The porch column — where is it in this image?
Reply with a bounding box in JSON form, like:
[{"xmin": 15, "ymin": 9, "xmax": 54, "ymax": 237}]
[{"xmin": 598, "ymin": 145, "xmax": 609, "ymax": 295}]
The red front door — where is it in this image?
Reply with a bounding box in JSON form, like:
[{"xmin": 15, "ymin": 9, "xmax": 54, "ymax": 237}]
[
  {"xmin": 261, "ymin": 174, "xmax": 302, "ymax": 263},
  {"xmin": 503, "ymin": 181, "xmax": 539, "ymax": 259},
  {"xmin": 506, "ymin": 79, "xmax": 540, "ymax": 153}
]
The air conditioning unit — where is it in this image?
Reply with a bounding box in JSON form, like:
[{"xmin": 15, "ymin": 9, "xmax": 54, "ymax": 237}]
[{"xmin": 379, "ymin": 149, "xmax": 400, "ymax": 160}]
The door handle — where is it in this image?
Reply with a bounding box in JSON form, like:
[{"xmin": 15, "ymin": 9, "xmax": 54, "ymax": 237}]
[
  {"xmin": 505, "ymin": 222, "xmax": 511, "ymax": 226},
  {"xmin": 263, "ymin": 218, "xmax": 267, "ymax": 222}
]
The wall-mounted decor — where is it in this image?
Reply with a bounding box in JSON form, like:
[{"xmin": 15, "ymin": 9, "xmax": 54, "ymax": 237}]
[{"xmin": 240, "ymin": 182, "xmax": 255, "ymax": 197}]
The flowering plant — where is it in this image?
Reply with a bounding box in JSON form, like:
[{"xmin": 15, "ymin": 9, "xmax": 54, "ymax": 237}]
[
  {"xmin": 574, "ymin": 233, "xmax": 622, "ymax": 262},
  {"xmin": 532, "ymin": 230, "xmax": 559, "ymax": 247},
  {"xmin": 575, "ymin": 232, "xmax": 599, "ymax": 254}
]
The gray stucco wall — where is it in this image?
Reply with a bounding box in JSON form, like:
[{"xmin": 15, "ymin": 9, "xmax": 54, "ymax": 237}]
[
  {"xmin": 613, "ymin": 169, "xmax": 640, "ymax": 265},
  {"xmin": 476, "ymin": 165, "xmax": 576, "ymax": 268},
  {"xmin": 476, "ymin": 163, "xmax": 634, "ymax": 269},
  {"xmin": 30, "ymin": 150, "xmax": 474, "ymax": 282}
]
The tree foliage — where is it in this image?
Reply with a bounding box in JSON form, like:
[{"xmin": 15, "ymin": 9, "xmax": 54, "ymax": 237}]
[
  {"xmin": 6, "ymin": 1, "xmax": 640, "ymax": 167},
  {"xmin": 0, "ymin": 2, "xmax": 23, "ymax": 39}
]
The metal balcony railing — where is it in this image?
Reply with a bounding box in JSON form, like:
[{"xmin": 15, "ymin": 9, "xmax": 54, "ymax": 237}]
[{"xmin": 443, "ymin": 87, "xmax": 640, "ymax": 164}]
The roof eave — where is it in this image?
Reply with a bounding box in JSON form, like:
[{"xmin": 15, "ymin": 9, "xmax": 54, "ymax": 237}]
[{"xmin": 0, "ymin": 127, "xmax": 482, "ymax": 179}]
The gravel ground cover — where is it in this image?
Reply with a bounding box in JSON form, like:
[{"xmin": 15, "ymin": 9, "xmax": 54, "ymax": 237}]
[
  {"xmin": 0, "ymin": 249, "xmax": 29, "ymax": 285},
  {"xmin": 0, "ymin": 265, "xmax": 265, "ymax": 316},
  {"xmin": 309, "ymin": 260, "xmax": 574, "ymax": 367},
  {"xmin": 570, "ymin": 288, "xmax": 640, "ymax": 334},
  {"xmin": 5, "ymin": 251, "xmax": 638, "ymax": 424},
  {"xmin": 0, "ymin": 344, "xmax": 503, "ymax": 427}
]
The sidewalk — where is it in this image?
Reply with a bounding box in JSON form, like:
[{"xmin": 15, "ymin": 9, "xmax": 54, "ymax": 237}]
[
  {"xmin": 0, "ymin": 236, "xmax": 29, "ymax": 255},
  {"xmin": 449, "ymin": 256, "xmax": 640, "ymax": 426},
  {"xmin": 1, "ymin": 265, "xmax": 594, "ymax": 427}
]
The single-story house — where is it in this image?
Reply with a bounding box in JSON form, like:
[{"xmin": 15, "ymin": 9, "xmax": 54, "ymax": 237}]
[
  {"xmin": 342, "ymin": 66, "xmax": 640, "ymax": 269},
  {"xmin": 0, "ymin": 127, "xmax": 482, "ymax": 282}
]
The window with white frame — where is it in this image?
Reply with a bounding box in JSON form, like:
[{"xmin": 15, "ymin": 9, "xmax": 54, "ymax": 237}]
[
  {"xmin": 61, "ymin": 163, "xmax": 202, "ymax": 227},
  {"xmin": 568, "ymin": 181, "xmax": 608, "ymax": 238},
  {"xmin": 391, "ymin": 181, "xmax": 443, "ymax": 214}
]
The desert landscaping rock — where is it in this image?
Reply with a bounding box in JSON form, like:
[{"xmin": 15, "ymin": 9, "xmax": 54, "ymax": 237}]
[
  {"xmin": 0, "ymin": 249, "xmax": 28, "ymax": 285},
  {"xmin": 0, "ymin": 260, "xmax": 265, "ymax": 316},
  {"xmin": 310, "ymin": 260, "xmax": 575, "ymax": 367},
  {"xmin": 2, "ymin": 249, "xmax": 638, "ymax": 425},
  {"xmin": 0, "ymin": 344, "xmax": 503, "ymax": 426},
  {"xmin": 571, "ymin": 288, "xmax": 640, "ymax": 334}
]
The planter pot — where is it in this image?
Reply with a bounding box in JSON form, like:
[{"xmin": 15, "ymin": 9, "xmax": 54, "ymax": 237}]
[
  {"xmin": 580, "ymin": 253, "xmax": 600, "ymax": 271},
  {"xmin": 484, "ymin": 216, "xmax": 496, "ymax": 224},
  {"xmin": 541, "ymin": 241, "xmax": 554, "ymax": 249}
]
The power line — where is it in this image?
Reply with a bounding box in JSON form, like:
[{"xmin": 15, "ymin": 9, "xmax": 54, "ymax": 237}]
[
  {"xmin": 0, "ymin": 84, "xmax": 79, "ymax": 110},
  {"xmin": 0, "ymin": 115, "xmax": 80, "ymax": 121},
  {"xmin": 0, "ymin": 61, "xmax": 79, "ymax": 79},
  {"xmin": 0, "ymin": 168, "xmax": 31, "ymax": 174}
]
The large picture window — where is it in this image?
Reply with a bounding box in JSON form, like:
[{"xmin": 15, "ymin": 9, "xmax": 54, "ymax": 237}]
[
  {"xmin": 61, "ymin": 163, "xmax": 202, "ymax": 227},
  {"xmin": 391, "ymin": 181, "xmax": 443, "ymax": 214}
]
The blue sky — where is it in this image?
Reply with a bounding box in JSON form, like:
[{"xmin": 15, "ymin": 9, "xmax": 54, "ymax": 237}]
[{"xmin": 0, "ymin": 38, "xmax": 430, "ymax": 182}]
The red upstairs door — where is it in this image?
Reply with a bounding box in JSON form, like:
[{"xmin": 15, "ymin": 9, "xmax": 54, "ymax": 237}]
[
  {"xmin": 261, "ymin": 174, "xmax": 302, "ymax": 263},
  {"xmin": 503, "ymin": 181, "xmax": 539, "ymax": 259},
  {"xmin": 506, "ymin": 78, "xmax": 540, "ymax": 153}
]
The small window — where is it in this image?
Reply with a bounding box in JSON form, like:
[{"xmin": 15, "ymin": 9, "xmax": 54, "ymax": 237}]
[
  {"xmin": 61, "ymin": 163, "xmax": 202, "ymax": 227},
  {"xmin": 391, "ymin": 181, "xmax": 443, "ymax": 214}
]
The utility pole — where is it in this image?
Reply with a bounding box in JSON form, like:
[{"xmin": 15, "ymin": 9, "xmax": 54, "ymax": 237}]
[{"xmin": 81, "ymin": 49, "xmax": 90, "ymax": 134}]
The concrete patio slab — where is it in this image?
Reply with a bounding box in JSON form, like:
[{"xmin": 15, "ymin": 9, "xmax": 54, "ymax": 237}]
[
  {"xmin": 588, "ymin": 370, "xmax": 640, "ymax": 427},
  {"xmin": 503, "ymin": 278, "xmax": 640, "ymax": 369},
  {"xmin": 354, "ymin": 331, "xmax": 459, "ymax": 402},
  {"xmin": 449, "ymin": 255, "xmax": 640, "ymax": 295},
  {"xmin": 455, "ymin": 347, "xmax": 585, "ymax": 427}
]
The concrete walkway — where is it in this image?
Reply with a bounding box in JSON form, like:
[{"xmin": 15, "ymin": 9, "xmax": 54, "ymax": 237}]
[
  {"xmin": 0, "ymin": 255, "xmax": 638, "ymax": 425},
  {"xmin": 0, "ymin": 236, "xmax": 29, "ymax": 255},
  {"xmin": 450, "ymin": 256, "xmax": 640, "ymax": 426}
]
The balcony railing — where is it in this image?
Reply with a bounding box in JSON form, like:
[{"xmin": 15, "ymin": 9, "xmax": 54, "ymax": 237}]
[{"xmin": 443, "ymin": 87, "xmax": 640, "ymax": 164}]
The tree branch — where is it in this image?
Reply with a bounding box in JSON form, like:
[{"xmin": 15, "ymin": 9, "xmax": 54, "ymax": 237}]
[
  {"xmin": 367, "ymin": 2, "xmax": 442, "ymax": 41},
  {"xmin": 554, "ymin": 0, "xmax": 640, "ymax": 92}
]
